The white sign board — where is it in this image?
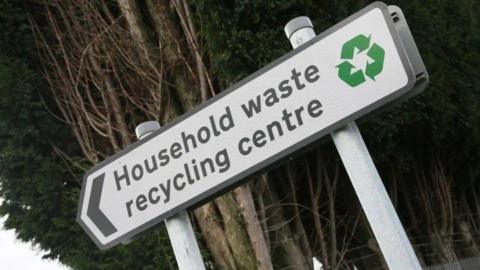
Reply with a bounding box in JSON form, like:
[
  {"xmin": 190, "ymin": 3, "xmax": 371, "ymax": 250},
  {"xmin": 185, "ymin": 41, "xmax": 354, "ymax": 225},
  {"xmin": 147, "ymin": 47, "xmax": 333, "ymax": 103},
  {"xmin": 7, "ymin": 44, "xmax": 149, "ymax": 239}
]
[{"xmin": 78, "ymin": 2, "xmax": 416, "ymax": 249}]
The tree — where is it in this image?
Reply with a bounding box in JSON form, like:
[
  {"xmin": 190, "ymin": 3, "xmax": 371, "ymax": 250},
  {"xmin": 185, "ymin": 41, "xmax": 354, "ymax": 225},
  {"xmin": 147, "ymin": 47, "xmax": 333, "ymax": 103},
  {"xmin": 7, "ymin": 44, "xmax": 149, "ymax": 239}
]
[
  {"xmin": 0, "ymin": 1, "xmax": 175, "ymax": 269},
  {"xmin": 1, "ymin": 0, "xmax": 479, "ymax": 269}
]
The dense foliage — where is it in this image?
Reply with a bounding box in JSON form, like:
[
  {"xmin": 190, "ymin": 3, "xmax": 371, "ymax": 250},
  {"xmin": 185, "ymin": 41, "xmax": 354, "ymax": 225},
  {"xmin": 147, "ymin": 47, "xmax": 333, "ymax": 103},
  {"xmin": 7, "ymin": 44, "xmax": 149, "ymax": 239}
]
[
  {"xmin": 0, "ymin": 1, "xmax": 176, "ymax": 269},
  {"xmin": 0, "ymin": 0, "xmax": 478, "ymax": 269},
  {"xmin": 195, "ymin": 0, "xmax": 480, "ymax": 267}
]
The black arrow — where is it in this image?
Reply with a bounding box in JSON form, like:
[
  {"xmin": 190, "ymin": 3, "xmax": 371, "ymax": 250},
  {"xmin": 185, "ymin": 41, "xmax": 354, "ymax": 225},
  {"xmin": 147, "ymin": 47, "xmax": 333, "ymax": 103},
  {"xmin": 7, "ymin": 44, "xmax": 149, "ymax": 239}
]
[{"xmin": 87, "ymin": 173, "xmax": 117, "ymax": 237}]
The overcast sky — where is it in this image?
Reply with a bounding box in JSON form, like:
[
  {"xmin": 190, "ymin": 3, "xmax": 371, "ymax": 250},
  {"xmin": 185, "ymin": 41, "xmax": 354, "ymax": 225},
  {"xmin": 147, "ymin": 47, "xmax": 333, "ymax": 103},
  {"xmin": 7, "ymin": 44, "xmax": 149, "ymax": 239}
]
[{"xmin": 0, "ymin": 215, "xmax": 69, "ymax": 270}]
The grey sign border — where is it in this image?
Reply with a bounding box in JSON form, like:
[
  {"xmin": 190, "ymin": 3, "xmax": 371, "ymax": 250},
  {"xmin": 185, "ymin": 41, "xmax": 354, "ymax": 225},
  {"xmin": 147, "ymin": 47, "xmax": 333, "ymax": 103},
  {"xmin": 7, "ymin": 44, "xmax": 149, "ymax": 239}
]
[{"xmin": 77, "ymin": 1, "xmax": 416, "ymax": 250}]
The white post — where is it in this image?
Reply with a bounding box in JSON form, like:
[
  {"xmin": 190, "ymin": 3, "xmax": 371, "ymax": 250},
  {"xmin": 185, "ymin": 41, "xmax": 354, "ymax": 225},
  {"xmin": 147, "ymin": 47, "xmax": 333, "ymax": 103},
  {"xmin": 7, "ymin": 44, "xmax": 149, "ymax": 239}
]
[
  {"xmin": 284, "ymin": 17, "xmax": 422, "ymax": 270},
  {"xmin": 135, "ymin": 121, "xmax": 206, "ymax": 270}
]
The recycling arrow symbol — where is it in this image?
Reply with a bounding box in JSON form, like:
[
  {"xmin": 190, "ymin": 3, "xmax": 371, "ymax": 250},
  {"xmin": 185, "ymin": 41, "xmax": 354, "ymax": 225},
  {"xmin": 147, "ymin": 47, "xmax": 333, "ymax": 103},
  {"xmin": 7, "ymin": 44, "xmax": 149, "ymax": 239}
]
[{"xmin": 337, "ymin": 34, "xmax": 385, "ymax": 87}]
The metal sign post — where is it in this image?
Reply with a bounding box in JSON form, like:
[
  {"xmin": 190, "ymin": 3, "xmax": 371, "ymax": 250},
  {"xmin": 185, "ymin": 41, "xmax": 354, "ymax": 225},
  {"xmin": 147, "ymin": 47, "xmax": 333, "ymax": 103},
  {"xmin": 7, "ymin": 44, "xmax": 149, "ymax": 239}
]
[
  {"xmin": 135, "ymin": 121, "xmax": 205, "ymax": 270},
  {"xmin": 284, "ymin": 11, "xmax": 422, "ymax": 270}
]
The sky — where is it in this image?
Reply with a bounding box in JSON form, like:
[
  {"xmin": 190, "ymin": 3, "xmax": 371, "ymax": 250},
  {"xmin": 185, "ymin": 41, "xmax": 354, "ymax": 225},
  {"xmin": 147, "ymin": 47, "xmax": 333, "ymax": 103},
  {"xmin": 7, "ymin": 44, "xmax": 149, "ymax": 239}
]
[{"xmin": 0, "ymin": 215, "xmax": 70, "ymax": 270}]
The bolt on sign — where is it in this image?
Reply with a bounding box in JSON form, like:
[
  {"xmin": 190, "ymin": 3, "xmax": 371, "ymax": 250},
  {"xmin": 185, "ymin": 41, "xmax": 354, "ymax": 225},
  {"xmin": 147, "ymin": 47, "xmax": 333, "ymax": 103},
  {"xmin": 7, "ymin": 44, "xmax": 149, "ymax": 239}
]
[{"xmin": 78, "ymin": 2, "xmax": 428, "ymax": 249}]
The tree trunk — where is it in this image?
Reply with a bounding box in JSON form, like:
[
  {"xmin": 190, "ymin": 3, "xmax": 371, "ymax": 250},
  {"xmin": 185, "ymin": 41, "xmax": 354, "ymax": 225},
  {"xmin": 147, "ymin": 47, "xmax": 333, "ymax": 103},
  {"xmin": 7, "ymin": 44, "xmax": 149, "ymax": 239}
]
[
  {"xmin": 215, "ymin": 193, "xmax": 257, "ymax": 270},
  {"xmin": 234, "ymin": 183, "xmax": 274, "ymax": 270},
  {"xmin": 144, "ymin": 3, "xmax": 268, "ymax": 269},
  {"xmin": 194, "ymin": 203, "xmax": 237, "ymax": 270},
  {"xmin": 267, "ymin": 177, "xmax": 311, "ymax": 270}
]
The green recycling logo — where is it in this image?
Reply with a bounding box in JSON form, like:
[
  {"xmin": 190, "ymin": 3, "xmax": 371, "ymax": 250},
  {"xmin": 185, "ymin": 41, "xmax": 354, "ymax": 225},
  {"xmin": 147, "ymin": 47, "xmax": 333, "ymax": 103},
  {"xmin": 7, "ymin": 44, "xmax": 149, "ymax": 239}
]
[{"xmin": 336, "ymin": 34, "xmax": 385, "ymax": 87}]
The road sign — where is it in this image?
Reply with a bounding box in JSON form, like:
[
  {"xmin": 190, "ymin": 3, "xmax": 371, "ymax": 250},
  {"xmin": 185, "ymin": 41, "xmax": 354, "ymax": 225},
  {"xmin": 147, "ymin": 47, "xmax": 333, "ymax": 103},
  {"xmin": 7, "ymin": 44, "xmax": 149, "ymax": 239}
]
[{"xmin": 78, "ymin": 2, "xmax": 425, "ymax": 249}]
